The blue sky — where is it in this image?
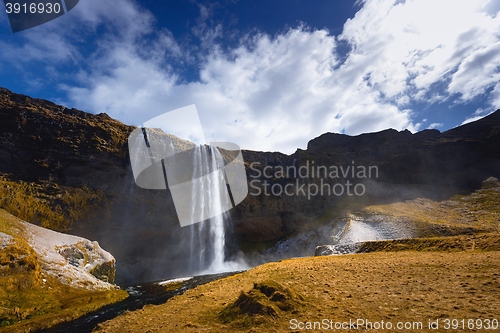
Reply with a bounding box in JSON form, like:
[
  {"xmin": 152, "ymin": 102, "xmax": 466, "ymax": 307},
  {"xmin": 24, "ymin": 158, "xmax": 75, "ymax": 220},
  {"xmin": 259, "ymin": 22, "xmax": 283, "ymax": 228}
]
[{"xmin": 0, "ymin": 0, "xmax": 499, "ymax": 153}]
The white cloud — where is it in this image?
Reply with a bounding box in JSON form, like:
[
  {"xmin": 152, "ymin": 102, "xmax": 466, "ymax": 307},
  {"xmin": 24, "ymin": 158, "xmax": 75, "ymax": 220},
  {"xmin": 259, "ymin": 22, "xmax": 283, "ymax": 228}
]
[
  {"xmin": 340, "ymin": 0, "xmax": 500, "ymax": 107},
  {"xmin": 448, "ymin": 42, "xmax": 500, "ymax": 101},
  {"xmin": 460, "ymin": 107, "xmax": 496, "ymax": 125},
  {"xmin": 427, "ymin": 123, "xmax": 443, "ymax": 130},
  {"xmin": 491, "ymin": 83, "xmax": 500, "ymax": 110},
  {"xmin": 461, "ymin": 116, "xmax": 484, "ymax": 125},
  {"xmin": 61, "ymin": 47, "xmax": 178, "ymax": 121},
  {"xmin": 3, "ymin": 0, "xmax": 500, "ymax": 153},
  {"xmin": 64, "ymin": 25, "xmax": 419, "ymax": 153}
]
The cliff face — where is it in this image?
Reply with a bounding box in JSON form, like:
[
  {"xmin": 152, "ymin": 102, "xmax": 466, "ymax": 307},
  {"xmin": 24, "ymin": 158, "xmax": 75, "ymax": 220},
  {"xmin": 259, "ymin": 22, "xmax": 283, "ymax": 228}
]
[
  {"xmin": 0, "ymin": 88, "xmax": 131, "ymax": 182},
  {"xmin": 1, "ymin": 87, "xmax": 499, "ymax": 283},
  {"xmin": 304, "ymin": 118, "xmax": 500, "ymax": 186},
  {"xmin": 0, "ymin": 87, "xmax": 133, "ymax": 231},
  {"xmin": 234, "ymin": 112, "xmax": 500, "ymax": 243}
]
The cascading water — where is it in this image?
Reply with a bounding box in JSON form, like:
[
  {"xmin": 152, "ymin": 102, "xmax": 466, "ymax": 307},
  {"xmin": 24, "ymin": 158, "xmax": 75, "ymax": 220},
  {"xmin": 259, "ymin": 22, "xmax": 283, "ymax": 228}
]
[
  {"xmin": 128, "ymin": 127, "xmax": 247, "ymax": 279},
  {"xmin": 186, "ymin": 144, "xmax": 245, "ymax": 274}
]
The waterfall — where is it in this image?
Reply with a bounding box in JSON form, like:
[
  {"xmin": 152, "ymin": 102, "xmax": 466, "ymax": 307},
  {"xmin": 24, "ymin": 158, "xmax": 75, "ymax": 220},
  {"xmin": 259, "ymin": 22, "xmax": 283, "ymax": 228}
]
[
  {"xmin": 128, "ymin": 127, "xmax": 247, "ymax": 278},
  {"xmin": 187, "ymin": 145, "xmax": 245, "ymax": 274}
]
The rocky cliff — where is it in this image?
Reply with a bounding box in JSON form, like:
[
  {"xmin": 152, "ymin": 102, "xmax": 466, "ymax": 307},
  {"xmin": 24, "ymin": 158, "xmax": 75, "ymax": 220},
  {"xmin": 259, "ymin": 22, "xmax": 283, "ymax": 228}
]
[
  {"xmin": 235, "ymin": 111, "xmax": 500, "ymax": 244},
  {"xmin": 1, "ymin": 87, "xmax": 499, "ymax": 283}
]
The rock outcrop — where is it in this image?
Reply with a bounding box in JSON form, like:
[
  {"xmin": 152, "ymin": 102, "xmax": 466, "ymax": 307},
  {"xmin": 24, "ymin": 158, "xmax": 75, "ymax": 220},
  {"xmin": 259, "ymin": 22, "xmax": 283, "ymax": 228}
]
[
  {"xmin": 0, "ymin": 208, "xmax": 117, "ymax": 289},
  {"xmin": 25, "ymin": 221, "xmax": 117, "ymax": 288}
]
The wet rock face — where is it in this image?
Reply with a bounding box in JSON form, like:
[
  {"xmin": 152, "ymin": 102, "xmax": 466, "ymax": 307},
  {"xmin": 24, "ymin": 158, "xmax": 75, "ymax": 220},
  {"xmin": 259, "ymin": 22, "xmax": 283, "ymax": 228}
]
[{"xmin": 315, "ymin": 243, "xmax": 360, "ymax": 256}]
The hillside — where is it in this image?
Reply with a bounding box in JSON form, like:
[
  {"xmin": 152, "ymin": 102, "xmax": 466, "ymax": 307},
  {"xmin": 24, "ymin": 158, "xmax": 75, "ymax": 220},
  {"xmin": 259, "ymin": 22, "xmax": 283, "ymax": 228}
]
[
  {"xmin": 0, "ymin": 208, "xmax": 127, "ymax": 332},
  {"xmin": 93, "ymin": 180, "xmax": 500, "ymax": 332},
  {"xmin": 93, "ymin": 250, "xmax": 500, "ymax": 333}
]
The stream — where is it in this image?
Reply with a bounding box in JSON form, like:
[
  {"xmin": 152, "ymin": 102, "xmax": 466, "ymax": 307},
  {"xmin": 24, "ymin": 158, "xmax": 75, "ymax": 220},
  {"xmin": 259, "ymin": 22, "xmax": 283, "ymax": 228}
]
[{"xmin": 40, "ymin": 271, "xmax": 242, "ymax": 333}]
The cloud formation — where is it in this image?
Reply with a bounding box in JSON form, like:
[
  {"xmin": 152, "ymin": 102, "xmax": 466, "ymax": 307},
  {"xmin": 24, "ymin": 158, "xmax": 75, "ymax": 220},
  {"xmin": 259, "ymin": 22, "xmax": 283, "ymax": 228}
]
[{"xmin": 2, "ymin": 0, "xmax": 499, "ymax": 153}]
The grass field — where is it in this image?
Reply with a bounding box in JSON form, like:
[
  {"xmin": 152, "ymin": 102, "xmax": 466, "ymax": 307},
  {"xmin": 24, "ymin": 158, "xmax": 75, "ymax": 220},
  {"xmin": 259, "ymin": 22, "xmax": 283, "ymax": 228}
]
[
  {"xmin": 93, "ymin": 180, "xmax": 500, "ymax": 333},
  {"xmin": 93, "ymin": 248, "xmax": 500, "ymax": 333}
]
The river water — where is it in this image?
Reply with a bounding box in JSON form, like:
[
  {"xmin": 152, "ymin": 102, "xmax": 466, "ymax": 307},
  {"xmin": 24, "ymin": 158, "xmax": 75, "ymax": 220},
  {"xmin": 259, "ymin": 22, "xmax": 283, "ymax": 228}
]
[{"xmin": 40, "ymin": 271, "xmax": 242, "ymax": 333}]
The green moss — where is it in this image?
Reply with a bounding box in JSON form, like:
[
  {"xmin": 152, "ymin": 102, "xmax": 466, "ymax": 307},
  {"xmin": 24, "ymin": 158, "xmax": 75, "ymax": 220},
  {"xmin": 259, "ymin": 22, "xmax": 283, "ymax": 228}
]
[
  {"xmin": 89, "ymin": 261, "xmax": 116, "ymax": 284},
  {"xmin": 0, "ymin": 276, "xmax": 128, "ymax": 332},
  {"xmin": 0, "ymin": 175, "xmax": 104, "ymax": 231}
]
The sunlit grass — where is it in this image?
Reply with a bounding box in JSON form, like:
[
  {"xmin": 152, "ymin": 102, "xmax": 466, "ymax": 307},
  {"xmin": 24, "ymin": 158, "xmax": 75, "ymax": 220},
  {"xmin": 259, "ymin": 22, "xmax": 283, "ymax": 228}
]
[
  {"xmin": 0, "ymin": 175, "xmax": 105, "ymax": 231},
  {"xmin": 0, "ymin": 210, "xmax": 128, "ymax": 332}
]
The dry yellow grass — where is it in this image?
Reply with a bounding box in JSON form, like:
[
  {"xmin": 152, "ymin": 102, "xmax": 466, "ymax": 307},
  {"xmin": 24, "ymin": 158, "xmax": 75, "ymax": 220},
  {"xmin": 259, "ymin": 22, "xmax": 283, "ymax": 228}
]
[
  {"xmin": 362, "ymin": 186, "xmax": 500, "ymax": 233},
  {"xmin": 0, "ymin": 175, "xmax": 105, "ymax": 231},
  {"xmin": 94, "ymin": 249, "xmax": 500, "ymax": 333},
  {"xmin": 0, "ymin": 209, "xmax": 128, "ymax": 332},
  {"xmin": 92, "ymin": 181, "xmax": 500, "ymax": 333}
]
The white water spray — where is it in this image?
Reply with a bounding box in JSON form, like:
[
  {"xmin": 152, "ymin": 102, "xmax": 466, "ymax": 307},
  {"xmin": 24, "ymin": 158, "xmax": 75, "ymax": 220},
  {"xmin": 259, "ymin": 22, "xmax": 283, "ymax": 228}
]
[
  {"xmin": 187, "ymin": 145, "xmax": 247, "ymax": 274},
  {"xmin": 128, "ymin": 126, "xmax": 247, "ymax": 276}
]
